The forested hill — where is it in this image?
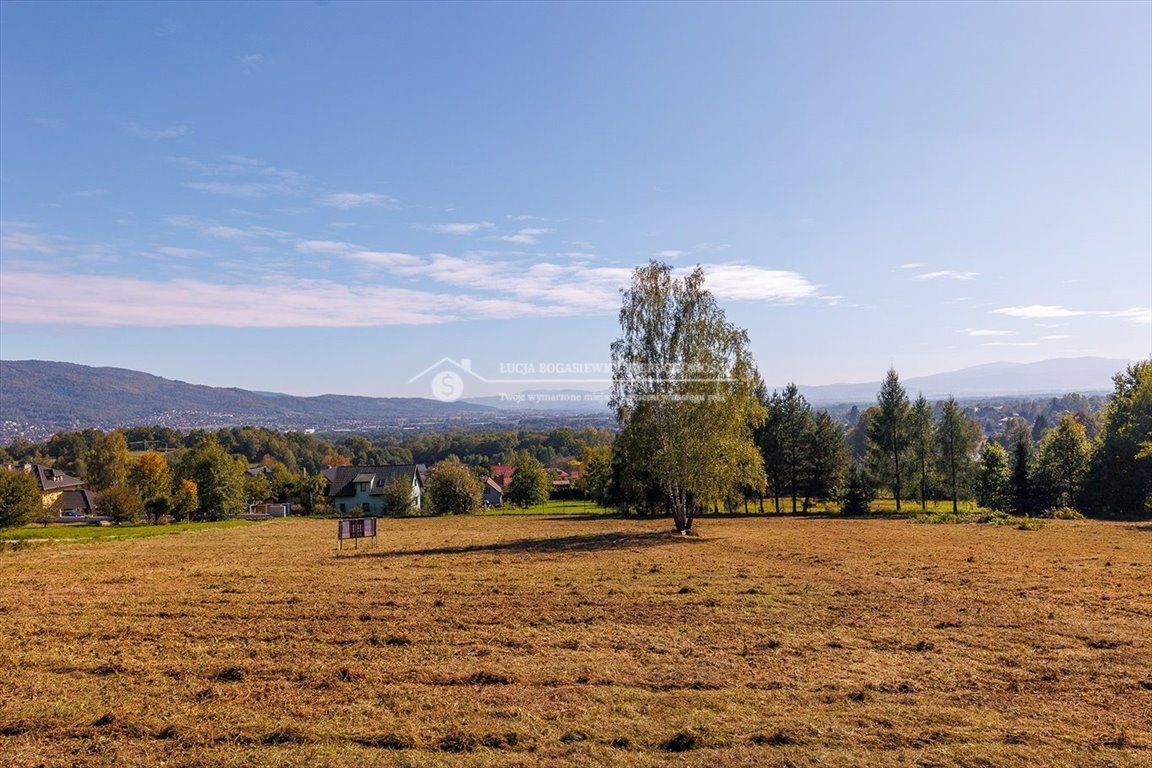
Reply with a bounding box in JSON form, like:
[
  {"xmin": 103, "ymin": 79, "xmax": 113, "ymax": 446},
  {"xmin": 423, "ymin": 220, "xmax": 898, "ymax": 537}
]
[{"xmin": 0, "ymin": 360, "xmax": 498, "ymax": 437}]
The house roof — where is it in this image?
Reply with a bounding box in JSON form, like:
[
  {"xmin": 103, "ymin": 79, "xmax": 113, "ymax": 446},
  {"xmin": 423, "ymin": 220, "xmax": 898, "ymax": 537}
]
[
  {"xmin": 33, "ymin": 464, "xmax": 84, "ymax": 492},
  {"xmin": 490, "ymin": 464, "xmax": 515, "ymax": 483},
  {"xmin": 327, "ymin": 465, "xmax": 422, "ymax": 499},
  {"xmin": 59, "ymin": 489, "xmax": 99, "ymax": 511},
  {"xmin": 484, "ymin": 477, "xmax": 503, "ymax": 493}
]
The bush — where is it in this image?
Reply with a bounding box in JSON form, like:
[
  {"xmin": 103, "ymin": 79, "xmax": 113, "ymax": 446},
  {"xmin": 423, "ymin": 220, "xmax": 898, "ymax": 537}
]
[
  {"xmin": 0, "ymin": 468, "xmax": 42, "ymax": 528},
  {"xmin": 1042, "ymin": 506, "xmax": 1085, "ymax": 520},
  {"xmin": 426, "ymin": 462, "xmax": 483, "ymax": 515},
  {"xmin": 839, "ymin": 463, "xmax": 874, "ymax": 515}
]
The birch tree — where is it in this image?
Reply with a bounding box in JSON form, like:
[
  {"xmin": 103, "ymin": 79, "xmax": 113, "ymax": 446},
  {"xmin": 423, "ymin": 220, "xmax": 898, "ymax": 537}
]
[{"xmin": 611, "ymin": 262, "xmax": 765, "ymax": 533}]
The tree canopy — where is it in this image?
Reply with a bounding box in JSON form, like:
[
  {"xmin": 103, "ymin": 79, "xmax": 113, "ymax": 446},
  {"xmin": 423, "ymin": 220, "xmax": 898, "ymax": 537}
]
[{"xmin": 610, "ymin": 262, "xmax": 765, "ymax": 532}]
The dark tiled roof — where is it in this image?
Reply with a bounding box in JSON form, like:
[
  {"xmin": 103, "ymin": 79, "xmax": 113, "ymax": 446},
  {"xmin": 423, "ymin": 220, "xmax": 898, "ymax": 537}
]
[
  {"xmin": 59, "ymin": 489, "xmax": 99, "ymax": 511},
  {"xmin": 34, "ymin": 464, "xmax": 85, "ymax": 492}
]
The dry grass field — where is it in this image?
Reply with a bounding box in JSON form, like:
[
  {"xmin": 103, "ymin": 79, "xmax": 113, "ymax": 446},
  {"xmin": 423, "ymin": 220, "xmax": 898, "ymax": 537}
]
[{"xmin": 1, "ymin": 514, "xmax": 1149, "ymax": 767}]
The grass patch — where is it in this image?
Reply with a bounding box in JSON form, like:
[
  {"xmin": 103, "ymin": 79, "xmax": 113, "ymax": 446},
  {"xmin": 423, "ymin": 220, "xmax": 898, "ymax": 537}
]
[
  {"xmin": 0, "ymin": 515, "xmax": 1148, "ymax": 765},
  {"xmin": 1, "ymin": 519, "xmax": 254, "ymax": 545},
  {"xmin": 477, "ymin": 498, "xmax": 611, "ymax": 516}
]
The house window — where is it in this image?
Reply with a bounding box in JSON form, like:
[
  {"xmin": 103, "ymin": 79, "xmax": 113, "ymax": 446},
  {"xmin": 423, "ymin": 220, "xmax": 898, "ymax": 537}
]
[
  {"xmin": 362, "ymin": 502, "xmax": 370, "ymax": 514},
  {"xmin": 339, "ymin": 503, "xmax": 346, "ymax": 514}
]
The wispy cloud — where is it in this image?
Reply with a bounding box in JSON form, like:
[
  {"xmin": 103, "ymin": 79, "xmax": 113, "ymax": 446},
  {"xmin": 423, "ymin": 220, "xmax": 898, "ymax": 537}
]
[
  {"xmin": 294, "ymin": 239, "xmax": 421, "ymax": 268},
  {"xmin": 1040, "ymin": 334, "xmax": 1072, "ymax": 340},
  {"xmin": 174, "ymin": 155, "xmax": 304, "ymax": 197},
  {"xmin": 983, "ymin": 341, "xmax": 1041, "ymax": 347},
  {"xmin": 655, "ymin": 250, "xmax": 686, "ymax": 258},
  {"xmin": 239, "ymin": 53, "xmax": 262, "ymax": 71},
  {"xmin": 188, "ymin": 181, "xmax": 294, "ymax": 197},
  {"xmin": 1105, "ymin": 307, "xmax": 1152, "ymax": 325},
  {"xmin": 345, "ymin": 251, "xmax": 423, "ymax": 268},
  {"xmin": 899, "ymin": 263, "xmax": 923, "ymax": 269},
  {"xmin": 915, "ymin": 270, "xmax": 979, "ymax": 281},
  {"xmin": 166, "ymin": 214, "xmax": 291, "ymax": 241},
  {"xmin": 124, "ymin": 121, "xmax": 188, "ymax": 140},
  {"xmin": 155, "ymin": 246, "xmax": 207, "ymax": 258},
  {"xmin": 0, "ymin": 271, "xmax": 454, "ymax": 327},
  {"xmin": 0, "ymin": 226, "xmax": 55, "ymax": 254},
  {"xmin": 296, "ymin": 240, "xmax": 353, "ymax": 255},
  {"xmin": 695, "ymin": 264, "xmax": 821, "ymax": 303},
  {"xmin": 992, "ymin": 305, "xmax": 1089, "ymax": 319},
  {"xmin": 320, "ymin": 192, "xmax": 397, "ymax": 209},
  {"xmin": 421, "ymin": 222, "xmax": 495, "ymax": 235},
  {"xmin": 493, "ymin": 228, "xmax": 552, "ymax": 245},
  {"xmin": 959, "ymin": 329, "xmax": 1013, "ymax": 337}
]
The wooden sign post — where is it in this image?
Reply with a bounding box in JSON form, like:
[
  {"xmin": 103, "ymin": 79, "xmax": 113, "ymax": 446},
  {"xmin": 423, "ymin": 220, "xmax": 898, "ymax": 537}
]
[{"xmin": 337, "ymin": 517, "xmax": 377, "ymax": 552}]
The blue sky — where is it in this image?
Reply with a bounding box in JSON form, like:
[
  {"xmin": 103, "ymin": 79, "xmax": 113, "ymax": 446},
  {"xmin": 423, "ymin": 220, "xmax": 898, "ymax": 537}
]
[{"xmin": 1, "ymin": 1, "xmax": 1149, "ymax": 399}]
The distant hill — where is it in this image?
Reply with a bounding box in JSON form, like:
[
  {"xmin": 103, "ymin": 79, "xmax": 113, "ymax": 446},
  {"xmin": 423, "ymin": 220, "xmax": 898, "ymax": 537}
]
[
  {"xmin": 463, "ymin": 357, "xmax": 1133, "ymax": 411},
  {"xmin": 0, "ymin": 360, "xmax": 499, "ymax": 438},
  {"xmin": 0, "ymin": 357, "xmax": 1133, "ymax": 440},
  {"xmin": 795, "ymin": 357, "xmax": 1131, "ymax": 404}
]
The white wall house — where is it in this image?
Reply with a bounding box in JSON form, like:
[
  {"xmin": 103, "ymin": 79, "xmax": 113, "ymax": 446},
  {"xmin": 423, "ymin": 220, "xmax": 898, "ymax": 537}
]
[{"xmin": 325, "ymin": 465, "xmax": 424, "ymax": 516}]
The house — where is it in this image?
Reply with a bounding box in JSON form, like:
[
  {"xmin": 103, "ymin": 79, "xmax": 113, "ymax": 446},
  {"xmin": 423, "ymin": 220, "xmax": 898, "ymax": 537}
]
[
  {"xmin": 326, "ymin": 465, "xmax": 423, "ymax": 516},
  {"xmin": 482, "ymin": 477, "xmax": 504, "ymax": 508},
  {"xmin": 547, "ymin": 467, "xmax": 572, "ymax": 489},
  {"xmin": 490, "ymin": 463, "xmax": 515, "ymax": 487},
  {"xmin": 20, "ymin": 464, "xmax": 86, "ymax": 509}
]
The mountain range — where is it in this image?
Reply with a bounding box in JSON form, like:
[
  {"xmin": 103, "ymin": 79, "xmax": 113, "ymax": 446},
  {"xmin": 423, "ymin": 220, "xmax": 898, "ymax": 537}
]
[
  {"xmin": 0, "ymin": 360, "xmax": 499, "ymax": 439},
  {"xmin": 0, "ymin": 357, "xmax": 1133, "ymax": 439}
]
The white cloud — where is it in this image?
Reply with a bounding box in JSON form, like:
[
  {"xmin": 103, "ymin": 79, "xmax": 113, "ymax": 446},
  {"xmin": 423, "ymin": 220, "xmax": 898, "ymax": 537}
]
[
  {"xmin": 167, "ymin": 215, "xmax": 291, "ymax": 240},
  {"xmin": 695, "ymin": 264, "xmax": 821, "ymax": 302},
  {"xmin": 915, "ymin": 270, "xmax": 979, "ymax": 281},
  {"xmin": 1040, "ymin": 335, "xmax": 1072, "ymax": 340},
  {"xmin": 155, "ymin": 247, "xmax": 207, "ymax": 258},
  {"xmin": 189, "ymin": 181, "xmax": 293, "ymax": 198},
  {"xmin": 321, "ymin": 192, "xmax": 398, "ymax": 209},
  {"xmin": 202, "ymin": 225, "xmax": 254, "ymax": 239},
  {"xmin": 655, "ymin": 250, "xmax": 686, "ymax": 258},
  {"xmin": 422, "ymin": 222, "xmax": 496, "ymax": 235},
  {"xmin": 899, "ymin": 263, "xmax": 923, "ymax": 269},
  {"xmin": 493, "ymin": 228, "xmax": 552, "ymax": 245},
  {"xmin": 959, "ymin": 329, "xmax": 1013, "ymax": 337},
  {"xmin": 125, "ymin": 121, "xmax": 188, "ymax": 140},
  {"xmin": 296, "ymin": 240, "xmax": 353, "ymax": 255},
  {"xmin": 1105, "ymin": 307, "xmax": 1152, "ymax": 325},
  {"xmin": 992, "ymin": 305, "xmax": 1088, "ymax": 319},
  {"xmin": 346, "ymin": 251, "xmax": 424, "ymax": 268},
  {"xmin": 0, "ymin": 229, "xmax": 55, "ymax": 254},
  {"xmin": 240, "ymin": 53, "xmax": 262, "ymax": 70},
  {"xmin": 174, "ymin": 155, "xmax": 304, "ymax": 198},
  {"xmin": 983, "ymin": 342, "xmax": 1041, "ymax": 347},
  {"xmin": 0, "ymin": 271, "xmax": 457, "ymax": 327}
]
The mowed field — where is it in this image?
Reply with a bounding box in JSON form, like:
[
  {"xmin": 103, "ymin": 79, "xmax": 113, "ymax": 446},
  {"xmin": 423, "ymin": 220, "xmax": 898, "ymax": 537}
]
[{"xmin": 1, "ymin": 515, "xmax": 1149, "ymax": 767}]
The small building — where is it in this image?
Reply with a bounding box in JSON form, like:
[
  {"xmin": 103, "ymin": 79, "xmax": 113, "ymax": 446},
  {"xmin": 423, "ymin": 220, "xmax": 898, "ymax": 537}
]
[
  {"xmin": 326, "ymin": 465, "xmax": 423, "ymax": 516},
  {"xmin": 482, "ymin": 477, "xmax": 504, "ymax": 508},
  {"xmin": 58, "ymin": 489, "xmax": 100, "ymax": 518}
]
